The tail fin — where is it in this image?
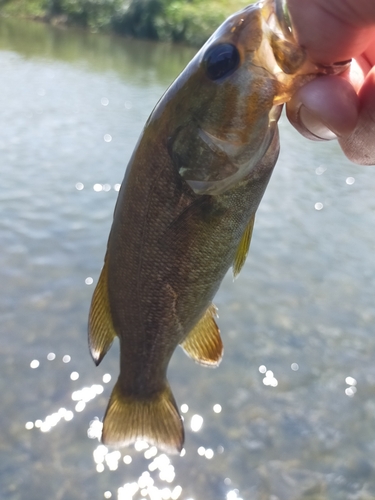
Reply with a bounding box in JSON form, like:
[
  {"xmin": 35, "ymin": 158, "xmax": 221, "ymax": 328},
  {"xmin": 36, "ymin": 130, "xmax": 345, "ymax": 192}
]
[{"xmin": 102, "ymin": 379, "xmax": 184, "ymax": 454}]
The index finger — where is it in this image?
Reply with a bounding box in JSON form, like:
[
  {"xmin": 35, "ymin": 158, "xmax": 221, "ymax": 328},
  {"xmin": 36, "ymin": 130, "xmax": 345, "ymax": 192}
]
[{"xmin": 287, "ymin": 0, "xmax": 375, "ymax": 63}]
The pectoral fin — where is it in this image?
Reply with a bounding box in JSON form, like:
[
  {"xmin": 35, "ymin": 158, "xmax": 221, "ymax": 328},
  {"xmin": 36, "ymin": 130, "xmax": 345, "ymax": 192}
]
[
  {"xmin": 181, "ymin": 304, "xmax": 223, "ymax": 367},
  {"xmin": 88, "ymin": 258, "xmax": 116, "ymax": 366},
  {"xmin": 232, "ymin": 214, "xmax": 255, "ymax": 278}
]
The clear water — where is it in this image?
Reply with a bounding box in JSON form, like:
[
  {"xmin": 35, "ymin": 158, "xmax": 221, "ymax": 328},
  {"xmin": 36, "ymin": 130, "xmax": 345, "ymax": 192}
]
[{"xmin": 1, "ymin": 16, "xmax": 375, "ymax": 500}]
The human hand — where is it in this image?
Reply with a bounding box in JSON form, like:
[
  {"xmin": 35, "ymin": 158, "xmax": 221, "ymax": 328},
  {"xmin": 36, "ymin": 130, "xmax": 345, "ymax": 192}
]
[{"xmin": 286, "ymin": 0, "xmax": 375, "ymax": 165}]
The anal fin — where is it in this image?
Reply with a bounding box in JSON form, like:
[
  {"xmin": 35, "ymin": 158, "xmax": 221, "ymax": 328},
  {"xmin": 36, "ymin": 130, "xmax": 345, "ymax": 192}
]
[
  {"xmin": 88, "ymin": 258, "xmax": 116, "ymax": 366},
  {"xmin": 102, "ymin": 379, "xmax": 184, "ymax": 454},
  {"xmin": 232, "ymin": 213, "xmax": 255, "ymax": 278},
  {"xmin": 180, "ymin": 304, "xmax": 223, "ymax": 367}
]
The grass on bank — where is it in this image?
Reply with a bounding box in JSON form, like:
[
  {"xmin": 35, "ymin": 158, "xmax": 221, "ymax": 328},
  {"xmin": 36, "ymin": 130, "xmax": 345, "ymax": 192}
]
[{"xmin": 0, "ymin": 0, "xmax": 255, "ymax": 46}]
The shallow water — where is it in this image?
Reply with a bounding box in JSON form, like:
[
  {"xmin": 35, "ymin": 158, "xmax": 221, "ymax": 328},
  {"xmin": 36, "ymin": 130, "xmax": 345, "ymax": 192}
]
[{"xmin": 1, "ymin": 16, "xmax": 375, "ymax": 500}]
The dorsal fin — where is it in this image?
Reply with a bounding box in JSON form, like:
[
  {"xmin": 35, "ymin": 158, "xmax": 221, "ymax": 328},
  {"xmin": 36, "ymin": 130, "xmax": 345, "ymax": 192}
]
[
  {"xmin": 180, "ymin": 304, "xmax": 223, "ymax": 367},
  {"xmin": 232, "ymin": 214, "xmax": 255, "ymax": 278},
  {"xmin": 88, "ymin": 258, "xmax": 117, "ymax": 366}
]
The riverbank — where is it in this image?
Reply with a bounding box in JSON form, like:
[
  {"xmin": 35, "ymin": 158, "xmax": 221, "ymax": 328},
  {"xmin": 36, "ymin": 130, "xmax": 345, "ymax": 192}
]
[{"xmin": 0, "ymin": 0, "xmax": 254, "ymax": 46}]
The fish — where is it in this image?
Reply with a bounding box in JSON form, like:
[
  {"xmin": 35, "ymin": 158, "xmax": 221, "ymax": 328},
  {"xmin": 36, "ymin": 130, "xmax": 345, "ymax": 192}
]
[{"xmin": 88, "ymin": 0, "xmax": 350, "ymax": 454}]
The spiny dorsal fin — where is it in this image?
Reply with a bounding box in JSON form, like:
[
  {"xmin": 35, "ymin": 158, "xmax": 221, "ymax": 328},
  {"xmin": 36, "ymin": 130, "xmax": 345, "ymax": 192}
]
[
  {"xmin": 88, "ymin": 259, "xmax": 116, "ymax": 366},
  {"xmin": 232, "ymin": 214, "xmax": 255, "ymax": 278},
  {"xmin": 181, "ymin": 304, "xmax": 223, "ymax": 367},
  {"xmin": 102, "ymin": 379, "xmax": 184, "ymax": 454}
]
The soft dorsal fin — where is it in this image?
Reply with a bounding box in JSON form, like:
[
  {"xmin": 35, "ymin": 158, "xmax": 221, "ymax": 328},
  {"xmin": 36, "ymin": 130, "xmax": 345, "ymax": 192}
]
[
  {"xmin": 232, "ymin": 214, "xmax": 255, "ymax": 278},
  {"xmin": 88, "ymin": 258, "xmax": 117, "ymax": 366},
  {"xmin": 180, "ymin": 304, "xmax": 223, "ymax": 367}
]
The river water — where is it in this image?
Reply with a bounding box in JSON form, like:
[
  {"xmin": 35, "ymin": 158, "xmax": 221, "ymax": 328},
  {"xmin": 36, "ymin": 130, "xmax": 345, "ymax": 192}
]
[{"xmin": 1, "ymin": 15, "xmax": 375, "ymax": 500}]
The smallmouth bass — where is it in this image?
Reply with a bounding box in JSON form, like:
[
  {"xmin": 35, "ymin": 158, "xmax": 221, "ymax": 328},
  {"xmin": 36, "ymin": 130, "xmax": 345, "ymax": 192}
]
[{"xmin": 88, "ymin": 0, "xmax": 349, "ymax": 453}]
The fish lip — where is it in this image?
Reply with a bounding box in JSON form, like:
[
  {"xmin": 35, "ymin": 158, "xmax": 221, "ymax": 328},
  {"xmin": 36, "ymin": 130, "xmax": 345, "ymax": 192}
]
[
  {"xmin": 261, "ymin": 0, "xmax": 294, "ymax": 41},
  {"xmin": 316, "ymin": 60, "xmax": 352, "ymax": 76}
]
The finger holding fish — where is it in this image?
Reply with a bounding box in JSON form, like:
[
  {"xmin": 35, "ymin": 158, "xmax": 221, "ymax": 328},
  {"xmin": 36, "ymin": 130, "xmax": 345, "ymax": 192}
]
[{"xmin": 286, "ymin": 0, "xmax": 375, "ymax": 163}]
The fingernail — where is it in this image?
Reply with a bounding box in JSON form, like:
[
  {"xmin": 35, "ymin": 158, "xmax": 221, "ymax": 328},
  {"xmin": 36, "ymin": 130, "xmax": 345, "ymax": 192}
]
[{"xmin": 299, "ymin": 105, "xmax": 338, "ymax": 141}]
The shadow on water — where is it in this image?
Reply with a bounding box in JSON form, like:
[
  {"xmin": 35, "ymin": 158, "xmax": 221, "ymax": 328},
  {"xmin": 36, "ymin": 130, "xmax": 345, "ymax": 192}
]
[{"xmin": 1, "ymin": 13, "xmax": 375, "ymax": 500}]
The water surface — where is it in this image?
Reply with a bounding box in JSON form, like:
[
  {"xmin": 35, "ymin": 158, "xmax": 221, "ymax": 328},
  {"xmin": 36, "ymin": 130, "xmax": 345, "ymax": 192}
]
[{"xmin": 1, "ymin": 16, "xmax": 375, "ymax": 500}]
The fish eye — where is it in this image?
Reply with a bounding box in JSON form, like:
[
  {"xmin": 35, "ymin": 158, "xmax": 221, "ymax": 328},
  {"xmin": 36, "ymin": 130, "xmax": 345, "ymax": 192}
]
[{"xmin": 203, "ymin": 43, "xmax": 240, "ymax": 81}]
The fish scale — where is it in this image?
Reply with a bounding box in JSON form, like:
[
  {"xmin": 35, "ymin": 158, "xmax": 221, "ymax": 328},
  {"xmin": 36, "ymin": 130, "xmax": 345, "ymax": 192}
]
[{"xmin": 88, "ymin": 0, "xmax": 350, "ymax": 453}]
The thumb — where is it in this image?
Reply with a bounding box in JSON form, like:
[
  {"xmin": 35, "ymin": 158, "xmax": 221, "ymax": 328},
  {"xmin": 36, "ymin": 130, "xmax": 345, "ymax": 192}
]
[{"xmin": 286, "ymin": 76, "xmax": 359, "ymax": 141}]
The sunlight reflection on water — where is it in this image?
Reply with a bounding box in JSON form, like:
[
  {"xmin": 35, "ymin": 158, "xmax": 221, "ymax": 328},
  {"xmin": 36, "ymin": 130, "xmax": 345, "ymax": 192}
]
[
  {"xmin": 23, "ymin": 348, "xmax": 246, "ymax": 500},
  {"xmin": 2, "ymin": 14, "xmax": 375, "ymax": 500}
]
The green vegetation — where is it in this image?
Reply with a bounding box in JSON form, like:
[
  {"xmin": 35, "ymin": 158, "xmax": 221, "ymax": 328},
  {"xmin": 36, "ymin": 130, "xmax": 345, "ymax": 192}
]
[
  {"xmin": 0, "ymin": 0, "xmax": 49, "ymax": 18},
  {"xmin": 0, "ymin": 0, "xmax": 255, "ymax": 46}
]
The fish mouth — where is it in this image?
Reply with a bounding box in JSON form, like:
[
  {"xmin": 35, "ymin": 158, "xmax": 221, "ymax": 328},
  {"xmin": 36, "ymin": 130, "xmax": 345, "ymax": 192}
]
[{"xmin": 262, "ymin": 0, "xmax": 352, "ymax": 77}]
